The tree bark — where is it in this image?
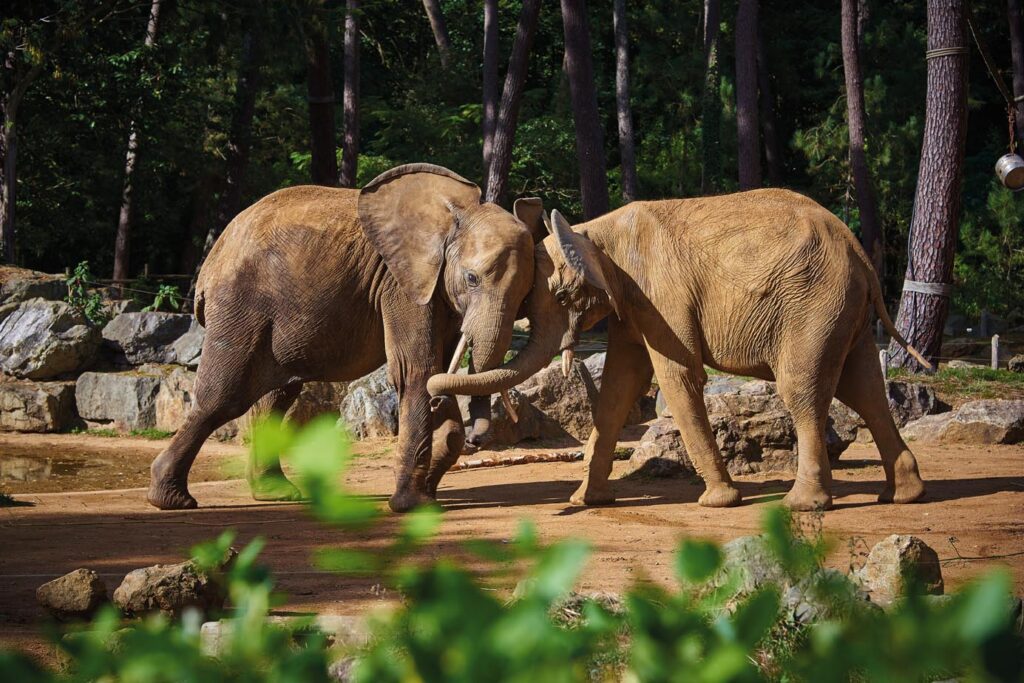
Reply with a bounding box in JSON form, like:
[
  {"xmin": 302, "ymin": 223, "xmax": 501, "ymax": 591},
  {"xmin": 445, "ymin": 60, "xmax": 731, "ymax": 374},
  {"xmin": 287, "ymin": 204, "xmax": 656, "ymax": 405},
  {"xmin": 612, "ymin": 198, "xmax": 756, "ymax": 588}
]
[
  {"xmin": 701, "ymin": 0, "xmax": 722, "ymax": 193},
  {"xmin": 888, "ymin": 0, "xmax": 969, "ymax": 370},
  {"xmin": 421, "ymin": 0, "xmax": 451, "ymax": 69},
  {"xmin": 1010, "ymin": 0, "xmax": 1024, "ymax": 144},
  {"xmin": 756, "ymin": 33, "xmax": 783, "ymax": 185},
  {"xmin": 112, "ymin": 0, "xmax": 163, "ymax": 281},
  {"xmin": 841, "ymin": 0, "xmax": 884, "ymax": 276},
  {"xmin": 613, "ymin": 0, "xmax": 638, "ymax": 202},
  {"xmin": 735, "ymin": 0, "xmax": 761, "ymax": 190},
  {"xmin": 482, "ymin": 0, "xmax": 499, "ymax": 178},
  {"xmin": 485, "ymin": 0, "xmax": 543, "ymax": 205},
  {"xmin": 306, "ymin": 20, "xmax": 338, "ymax": 186},
  {"xmin": 339, "ymin": 0, "xmax": 360, "ymax": 188},
  {"xmin": 561, "ymin": 0, "xmax": 609, "ymax": 219},
  {"xmin": 0, "ymin": 57, "xmax": 40, "ymax": 264}
]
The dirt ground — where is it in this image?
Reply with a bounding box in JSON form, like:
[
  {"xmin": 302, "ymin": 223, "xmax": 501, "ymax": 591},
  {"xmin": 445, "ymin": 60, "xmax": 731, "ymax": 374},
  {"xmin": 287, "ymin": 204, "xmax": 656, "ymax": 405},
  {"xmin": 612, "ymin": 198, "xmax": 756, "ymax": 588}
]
[{"xmin": 2, "ymin": 431, "xmax": 1023, "ymax": 663}]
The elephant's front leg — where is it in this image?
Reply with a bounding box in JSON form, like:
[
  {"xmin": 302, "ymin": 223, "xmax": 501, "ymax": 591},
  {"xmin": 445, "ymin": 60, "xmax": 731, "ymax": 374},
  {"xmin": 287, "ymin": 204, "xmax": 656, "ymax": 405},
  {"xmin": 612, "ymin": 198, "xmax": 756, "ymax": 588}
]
[
  {"xmin": 388, "ymin": 370, "xmax": 437, "ymax": 512},
  {"xmin": 570, "ymin": 325, "xmax": 653, "ymax": 506},
  {"xmin": 424, "ymin": 396, "xmax": 465, "ymax": 497}
]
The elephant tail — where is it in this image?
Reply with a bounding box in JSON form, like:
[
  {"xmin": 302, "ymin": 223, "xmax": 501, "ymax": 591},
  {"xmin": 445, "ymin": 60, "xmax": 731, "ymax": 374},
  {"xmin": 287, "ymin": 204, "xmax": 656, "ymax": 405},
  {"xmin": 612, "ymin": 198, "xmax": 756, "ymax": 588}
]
[{"xmin": 865, "ymin": 261, "xmax": 933, "ymax": 371}]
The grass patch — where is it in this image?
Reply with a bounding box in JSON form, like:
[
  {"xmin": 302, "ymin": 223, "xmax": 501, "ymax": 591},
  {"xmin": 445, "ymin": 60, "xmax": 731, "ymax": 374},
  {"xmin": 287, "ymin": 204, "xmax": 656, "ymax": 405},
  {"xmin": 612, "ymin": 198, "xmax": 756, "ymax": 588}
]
[
  {"xmin": 130, "ymin": 428, "xmax": 175, "ymax": 440},
  {"xmin": 888, "ymin": 366, "xmax": 1024, "ymax": 403},
  {"xmin": 70, "ymin": 427, "xmax": 175, "ymax": 439}
]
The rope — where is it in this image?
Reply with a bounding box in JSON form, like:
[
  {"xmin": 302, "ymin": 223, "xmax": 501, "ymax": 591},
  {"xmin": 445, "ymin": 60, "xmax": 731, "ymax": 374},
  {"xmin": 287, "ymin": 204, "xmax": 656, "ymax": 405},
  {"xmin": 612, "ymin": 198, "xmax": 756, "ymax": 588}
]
[
  {"xmin": 902, "ymin": 279, "xmax": 952, "ymax": 297},
  {"xmin": 924, "ymin": 46, "xmax": 968, "ymax": 60},
  {"xmin": 83, "ymin": 279, "xmax": 194, "ymax": 304}
]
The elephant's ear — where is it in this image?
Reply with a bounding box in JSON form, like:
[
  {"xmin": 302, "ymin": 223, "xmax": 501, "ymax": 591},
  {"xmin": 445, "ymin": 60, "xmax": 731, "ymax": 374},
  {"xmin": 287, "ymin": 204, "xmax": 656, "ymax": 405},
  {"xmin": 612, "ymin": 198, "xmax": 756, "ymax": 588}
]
[
  {"xmin": 549, "ymin": 210, "xmax": 622, "ymax": 319},
  {"xmin": 512, "ymin": 197, "xmax": 548, "ymax": 244},
  {"xmin": 359, "ymin": 163, "xmax": 481, "ymax": 305}
]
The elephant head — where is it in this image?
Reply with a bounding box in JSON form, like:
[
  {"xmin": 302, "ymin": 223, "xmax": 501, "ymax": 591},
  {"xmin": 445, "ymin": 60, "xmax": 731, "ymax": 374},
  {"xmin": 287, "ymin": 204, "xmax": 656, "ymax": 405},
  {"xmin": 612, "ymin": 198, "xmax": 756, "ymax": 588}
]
[
  {"xmin": 425, "ymin": 209, "xmax": 618, "ymax": 398},
  {"xmin": 359, "ymin": 164, "xmax": 546, "ymax": 429}
]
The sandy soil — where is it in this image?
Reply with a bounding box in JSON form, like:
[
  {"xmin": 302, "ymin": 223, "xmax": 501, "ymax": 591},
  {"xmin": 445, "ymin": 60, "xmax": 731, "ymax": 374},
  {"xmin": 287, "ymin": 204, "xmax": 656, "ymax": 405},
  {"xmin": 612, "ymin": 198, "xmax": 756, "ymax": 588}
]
[{"xmin": 2, "ymin": 432, "xmax": 1022, "ymax": 663}]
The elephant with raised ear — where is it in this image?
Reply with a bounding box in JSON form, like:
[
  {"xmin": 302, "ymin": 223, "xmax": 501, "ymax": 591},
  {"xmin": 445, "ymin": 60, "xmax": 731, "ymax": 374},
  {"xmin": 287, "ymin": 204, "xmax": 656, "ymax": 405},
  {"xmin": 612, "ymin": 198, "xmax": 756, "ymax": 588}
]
[
  {"xmin": 147, "ymin": 163, "xmax": 545, "ymax": 512},
  {"xmin": 428, "ymin": 189, "xmax": 929, "ymax": 511}
]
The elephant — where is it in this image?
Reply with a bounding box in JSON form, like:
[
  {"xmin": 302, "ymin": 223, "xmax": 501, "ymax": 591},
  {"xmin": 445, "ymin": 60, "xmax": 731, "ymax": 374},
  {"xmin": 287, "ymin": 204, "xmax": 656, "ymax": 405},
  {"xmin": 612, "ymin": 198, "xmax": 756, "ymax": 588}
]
[
  {"xmin": 426, "ymin": 189, "xmax": 929, "ymax": 511},
  {"xmin": 147, "ymin": 163, "xmax": 544, "ymax": 512}
]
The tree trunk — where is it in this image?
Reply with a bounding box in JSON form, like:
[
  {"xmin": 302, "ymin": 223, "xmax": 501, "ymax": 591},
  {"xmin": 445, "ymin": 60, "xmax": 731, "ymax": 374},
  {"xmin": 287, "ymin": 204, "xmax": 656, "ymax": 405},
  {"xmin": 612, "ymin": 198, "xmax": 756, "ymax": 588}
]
[
  {"xmin": 701, "ymin": 0, "xmax": 722, "ymax": 193},
  {"xmin": 1, "ymin": 100, "xmax": 19, "ymax": 264},
  {"xmin": 756, "ymin": 33, "xmax": 783, "ymax": 185},
  {"xmin": 421, "ymin": 0, "xmax": 451, "ymax": 69},
  {"xmin": 112, "ymin": 0, "xmax": 163, "ymax": 281},
  {"xmin": 306, "ymin": 22, "xmax": 338, "ymax": 186},
  {"xmin": 1010, "ymin": 0, "xmax": 1024, "ymax": 143},
  {"xmin": 613, "ymin": 0, "xmax": 638, "ymax": 203},
  {"xmin": 888, "ymin": 0, "xmax": 969, "ymax": 370},
  {"xmin": 482, "ymin": 0, "xmax": 499, "ymax": 178},
  {"xmin": 339, "ymin": 0, "xmax": 360, "ymax": 188},
  {"xmin": 841, "ymin": 0, "xmax": 884, "ymax": 276},
  {"xmin": 561, "ymin": 0, "xmax": 609, "ymax": 219},
  {"xmin": 735, "ymin": 0, "xmax": 761, "ymax": 190},
  {"xmin": 485, "ymin": 0, "xmax": 543, "ymax": 205}
]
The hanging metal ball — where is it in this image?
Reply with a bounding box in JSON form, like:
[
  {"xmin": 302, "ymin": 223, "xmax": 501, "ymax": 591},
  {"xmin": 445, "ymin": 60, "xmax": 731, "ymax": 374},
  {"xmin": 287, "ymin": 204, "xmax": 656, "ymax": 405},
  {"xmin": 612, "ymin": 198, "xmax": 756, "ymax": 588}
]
[{"xmin": 995, "ymin": 152, "xmax": 1024, "ymax": 192}]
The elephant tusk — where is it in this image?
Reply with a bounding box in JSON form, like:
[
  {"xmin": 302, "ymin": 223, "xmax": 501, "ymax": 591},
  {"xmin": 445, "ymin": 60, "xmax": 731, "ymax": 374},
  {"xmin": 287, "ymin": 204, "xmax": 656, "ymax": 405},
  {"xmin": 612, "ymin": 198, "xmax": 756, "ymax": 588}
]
[
  {"xmin": 561, "ymin": 348, "xmax": 575, "ymax": 378},
  {"xmin": 501, "ymin": 390, "xmax": 518, "ymax": 423},
  {"xmin": 448, "ymin": 334, "xmax": 469, "ymax": 374}
]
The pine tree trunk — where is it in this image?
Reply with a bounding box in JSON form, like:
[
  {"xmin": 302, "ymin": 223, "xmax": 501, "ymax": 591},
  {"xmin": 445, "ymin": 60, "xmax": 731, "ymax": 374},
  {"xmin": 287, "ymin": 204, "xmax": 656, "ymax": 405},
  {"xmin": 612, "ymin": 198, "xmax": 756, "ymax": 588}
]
[
  {"xmin": 1010, "ymin": 0, "xmax": 1024, "ymax": 143},
  {"xmin": 1, "ymin": 105, "xmax": 18, "ymax": 265},
  {"xmin": 735, "ymin": 0, "xmax": 761, "ymax": 190},
  {"xmin": 485, "ymin": 0, "xmax": 542, "ymax": 205},
  {"xmin": 701, "ymin": 0, "xmax": 722, "ymax": 194},
  {"xmin": 306, "ymin": 22, "xmax": 338, "ymax": 186},
  {"xmin": 482, "ymin": 0, "xmax": 500, "ymax": 178},
  {"xmin": 613, "ymin": 0, "xmax": 638, "ymax": 203},
  {"xmin": 421, "ymin": 0, "xmax": 451, "ymax": 68},
  {"xmin": 112, "ymin": 0, "xmax": 163, "ymax": 281},
  {"xmin": 888, "ymin": 0, "xmax": 969, "ymax": 370},
  {"xmin": 561, "ymin": 0, "xmax": 609, "ymax": 219},
  {"xmin": 756, "ymin": 34, "xmax": 783, "ymax": 185},
  {"xmin": 842, "ymin": 0, "xmax": 884, "ymax": 276},
  {"xmin": 339, "ymin": 0, "xmax": 360, "ymax": 188}
]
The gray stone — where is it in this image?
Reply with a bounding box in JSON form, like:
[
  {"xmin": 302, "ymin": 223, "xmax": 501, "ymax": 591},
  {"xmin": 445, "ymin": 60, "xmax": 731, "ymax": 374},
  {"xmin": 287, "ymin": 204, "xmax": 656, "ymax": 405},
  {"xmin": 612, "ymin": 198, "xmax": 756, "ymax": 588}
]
[
  {"xmin": 578, "ymin": 352, "xmax": 655, "ymax": 426},
  {"xmin": 169, "ymin": 319, "xmax": 204, "ymax": 368},
  {"xmin": 155, "ymin": 366, "xmax": 197, "ymax": 433},
  {"xmin": 900, "ymin": 413, "xmax": 955, "ymax": 443},
  {"xmin": 286, "ymin": 381, "xmax": 350, "ymax": 425},
  {"xmin": 338, "ymin": 365, "xmax": 398, "ymax": 439},
  {"xmin": 114, "ymin": 555, "xmax": 234, "ymax": 617},
  {"xmin": 854, "ymin": 535, "xmax": 943, "ymax": 604},
  {"xmin": 36, "ymin": 569, "xmax": 107, "ymax": 621},
  {"xmin": 102, "ymin": 312, "xmax": 196, "ymax": 366},
  {"xmin": 0, "ymin": 379, "xmax": 78, "ymax": 432},
  {"xmin": 0, "ymin": 299, "xmax": 100, "ymax": 379},
  {"xmin": 0, "ymin": 267, "xmax": 66, "ymax": 306},
  {"xmin": 941, "ymin": 399, "xmax": 1024, "ymax": 445},
  {"xmin": 716, "ymin": 535, "xmax": 790, "ymax": 595},
  {"xmin": 885, "ymin": 380, "xmax": 949, "ymax": 428},
  {"xmin": 624, "ymin": 419, "xmax": 694, "ymax": 478},
  {"xmin": 200, "ymin": 614, "xmax": 368, "ymax": 657},
  {"xmin": 76, "ymin": 370, "xmax": 163, "ymax": 431},
  {"xmin": 516, "ymin": 358, "xmax": 599, "ymax": 442},
  {"xmin": 1009, "ymin": 355, "xmax": 1024, "ymax": 373}
]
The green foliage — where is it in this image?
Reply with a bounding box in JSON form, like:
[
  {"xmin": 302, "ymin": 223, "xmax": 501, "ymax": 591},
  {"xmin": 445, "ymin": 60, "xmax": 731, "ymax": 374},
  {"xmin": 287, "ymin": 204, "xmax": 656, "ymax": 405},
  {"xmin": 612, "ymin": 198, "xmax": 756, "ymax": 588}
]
[
  {"xmin": 888, "ymin": 365, "xmax": 1024, "ymax": 402},
  {"xmin": 141, "ymin": 284, "xmax": 182, "ymax": 312},
  {"xmin": 64, "ymin": 261, "xmax": 109, "ymax": 326}
]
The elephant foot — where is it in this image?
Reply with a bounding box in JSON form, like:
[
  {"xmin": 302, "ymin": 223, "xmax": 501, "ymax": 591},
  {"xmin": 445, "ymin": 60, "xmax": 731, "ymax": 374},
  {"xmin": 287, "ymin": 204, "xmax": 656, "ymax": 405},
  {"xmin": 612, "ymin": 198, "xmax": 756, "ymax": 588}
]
[
  {"xmin": 389, "ymin": 488, "xmax": 435, "ymax": 513},
  {"xmin": 698, "ymin": 483, "xmax": 742, "ymax": 508},
  {"xmin": 147, "ymin": 480, "xmax": 198, "ymax": 510},
  {"xmin": 569, "ymin": 482, "xmax": 616, "ymax": 506},
  {"xmin": 249, "ymin": 474, "xmax": 305, "ymax": 502},
  {"xmin": 879, "ymin": 467, "xmax": 925, "ymax": 504},
  {"xmin": 783, "ymin": 481, "xmax": 832, "ymax": 511}
]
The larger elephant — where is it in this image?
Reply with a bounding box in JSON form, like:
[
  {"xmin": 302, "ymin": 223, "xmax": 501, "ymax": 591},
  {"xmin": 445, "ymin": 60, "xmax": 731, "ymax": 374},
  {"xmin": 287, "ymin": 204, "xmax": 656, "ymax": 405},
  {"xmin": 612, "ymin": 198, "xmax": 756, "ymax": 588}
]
[
  {"xmin": 147, "ymin": 164, "xmax": 543, "ymax": 512},
  {"xmin": 427, "ymin": 189, "xmax": 928, "ymax": 511}
]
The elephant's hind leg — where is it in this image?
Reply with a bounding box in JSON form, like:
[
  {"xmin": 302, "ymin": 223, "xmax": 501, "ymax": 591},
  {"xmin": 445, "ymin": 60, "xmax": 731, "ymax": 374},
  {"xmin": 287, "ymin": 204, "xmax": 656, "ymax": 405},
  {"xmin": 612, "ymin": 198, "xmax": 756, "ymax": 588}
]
[
  {"xmin": 834, "ymin": 334, "xmax": 925, "ymax": 504},
  {"xmin": 246, "ymin": 383, "xmax": 305, "ymax": 502}
]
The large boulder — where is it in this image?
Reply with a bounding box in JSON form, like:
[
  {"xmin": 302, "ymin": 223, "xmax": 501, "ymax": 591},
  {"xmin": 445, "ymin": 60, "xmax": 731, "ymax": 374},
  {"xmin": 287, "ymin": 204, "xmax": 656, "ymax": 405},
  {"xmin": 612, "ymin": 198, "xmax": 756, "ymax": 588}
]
[
  {"xmin": 102, "ymin": 312, "xmax": 196, "ymax": 366},
  {"xmin": 854, "ymin": 535, "xmax": 943, "ymax": 604},
  {"xmin": 286, "ymin": 381, "xmax": 350, "ymax": 425},
  {"xmin": 154, "ymin": 366, "xmax": 197, "ymax": 433},
  {"xmin": 885, "ymin": 380, "xmax": 949, "ymax": 428},
  {"xmin": 0, "ymin": 267, "xmax": 66, "ymax": 309},
  {"xmin": 0, "ymin": 379, "xmax": 78, "ymax": 432},
  {"xmin": 1009, "ymin": 355, "xmax": 1024, "ymax": 373},
  {"xmin": 0, "ymin": 299, "xmax": 100, "ymax": 379},
  {"xmin": 624, "ymin": 418, "xmax": 695, "ymax": 477},
  {"xmin": 170, "ymin": 318, "xmax": 204, "ymax": 368},
  {"xmin": 338, "ymin": 366, "xmax": 398, "ymax": 439},
  {"xmin": 516, "ymin": 358, "xmax": 599, "ymax": 442},
  {"xmin": 76, "ymin": 369, "xmax": 163, "ymax": 431},
  {"xmin": 902, "ymin": 399, "xmax": 1024, "ymax": 445},
  {"xmin": 114, "ymin": 557, "xmax": 232, "ymax": 618},
  {"xmin": 36, "ymin": 569, "xmax": 108, "ymax": 621},
  {"xmin": 582, "ymin": 352, "xmax": 656, "ymax": 425}
]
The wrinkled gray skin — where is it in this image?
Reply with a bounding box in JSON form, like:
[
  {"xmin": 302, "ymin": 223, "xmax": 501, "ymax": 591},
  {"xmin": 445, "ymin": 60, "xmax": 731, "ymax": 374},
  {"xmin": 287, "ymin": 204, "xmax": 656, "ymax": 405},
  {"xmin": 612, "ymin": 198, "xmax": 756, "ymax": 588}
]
[{"xmin": 147, "ymin": 164, "xmax": 544, "ymax": 512}]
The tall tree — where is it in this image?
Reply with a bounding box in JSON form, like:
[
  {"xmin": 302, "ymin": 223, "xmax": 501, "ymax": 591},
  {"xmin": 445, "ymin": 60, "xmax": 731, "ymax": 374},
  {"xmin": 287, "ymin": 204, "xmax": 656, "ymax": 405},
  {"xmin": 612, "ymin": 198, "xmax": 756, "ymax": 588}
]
[
  {"xmin": 421, "ymin": 0, "xmax": 451, "ymax": 69},
  {"xmin": 613, "ymin": 0, "xmax": 638, "ymax": 202},
  {"xmin": 561, "ymin": 0, "xmax": 609, "ymax": 219},
  {"xmin": 112, "ymin": 0, "xmax": 163, "ymax": 281},
  {"xmin": 701, "ymin": 0, "xmax": 722, "ymax": 193},
  {"xmin": 305, "ymin": 15, "xmax": 338, "ymax": 186},
  {"xmin": 735, "ymin": 0, "xmax": 761, "ymax": 190},
  {"xmin": 1010, "ymin": 0, "xmax": 1024, "ymax": 143},
  {"xmin": 485, "ymin": 0, "xmax": 542, "ymax": 204},
  {"xmin": 841, "ymin": 0, "xmax": 884, "ymax": 275},
  {"xmin": 756, "ymin": 34, "xmax": 783, "ymax": 185},
  {"xmin": 1, "ymin": 45, "xmax": 42, "ymax": 264},
  {"xmin": 888, "ymin": 0, "xmax": 969, "ymax": 369},
  {"xmin": 482, "ymin": 0, "xmax": 499, "ymax": 178},
  {"xmin": 339, "ymin": 0, "xmax": 360, "ymax": 188}
]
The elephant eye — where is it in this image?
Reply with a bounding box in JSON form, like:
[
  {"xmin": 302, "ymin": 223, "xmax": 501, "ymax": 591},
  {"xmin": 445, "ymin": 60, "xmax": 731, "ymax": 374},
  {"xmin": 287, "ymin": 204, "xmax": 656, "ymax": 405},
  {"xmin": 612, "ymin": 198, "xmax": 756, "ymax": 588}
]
[
  {"xmin": 555, "ymin": 289, "xmax": 569, "ymax": 306},
  {"xmin": 465, "ymin": 271, "xmax": 480, "ymax": 288}
]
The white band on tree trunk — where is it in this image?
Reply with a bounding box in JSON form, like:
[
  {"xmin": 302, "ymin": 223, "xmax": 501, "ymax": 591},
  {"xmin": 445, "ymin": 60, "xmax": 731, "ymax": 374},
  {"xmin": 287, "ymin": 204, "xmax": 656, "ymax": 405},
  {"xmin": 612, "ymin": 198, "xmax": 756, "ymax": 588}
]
[{"xmin": 903, "ymin": 279, "xmax": 952, "ymax": 297}]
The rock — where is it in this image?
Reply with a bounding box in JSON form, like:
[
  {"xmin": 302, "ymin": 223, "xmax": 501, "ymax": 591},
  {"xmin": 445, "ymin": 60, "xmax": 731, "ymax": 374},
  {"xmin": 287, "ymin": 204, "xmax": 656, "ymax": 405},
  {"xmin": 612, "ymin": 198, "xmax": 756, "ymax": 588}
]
[
  {"xmin": 338, "ymin": 366, "xmax": 398, "ymax": 439},
  {"xmin": 624, "ymin": 419, "xmax": 694, "ymax": 477},
  {"xmin": 946, "ymin": 359, "xmax": 985, "ymax": 369},
  {"xmin": 581, "ymin": 352, "xmax": 656, "ymax": 426},
  {"xmin": 200, "ymin": 615, "xmax": 368, "ymax": 657},
  {"xmin": 854, "ymin": 535, "xmax": 943, "ymax": 604},
  {"xmin": 114, "ymin": 555, "xmax": 234, "ymax": 617},
  {"xmin": 0, "ymin": 299, "xmax": 100, "ymax": 379},
  {"xmin": 516, "ymin": 358, "xmax": 599, "ymax": 442},
  {"xmin": 154, "ymin": 366, "xmax": 197, "ymax": 433},
  {"xmin": 885, "ymin": 380, "xmax": 949, "ymax": 428},
  {"xmin": 0, "ymin": 267, "xmax": 66, "ymax": 307},
  {"xmin": 0, "ymin": 379, "xmax": 78, "ymax": 432},
  {"xmin": 900, "ymin": 413, "xmax": 955, "ymax": 443},
  {"xmin": 286, "ymin": 381, "xmax": 350, "ymax": 425},
  {"xmin": 941, "ymin": 399, "xmax": 1024, "ymax": 445},
  {"xmin": 76, "ymin": 369, "xmax": 163, "ymax": 431},
  {"xmin": 169, "ymin": 319, "xmax": 204, "ymax": 368},
  {"xmin": 101, "ymin": 312, "xmax": 196, "ymax": 366},
  {"xmin": 458, "ymin": 388, "xmax": 548, "ymax": 447},
  {"xmin": 328, "ymin": 658, "xmax": 358, "ymax": 682},
  {"xmin": 1009, "ymin": 355, "xmax": 1024, "ymax": 373},
  {"xmin": 716, "ymin": 535, "xmax": 790, "ymax": 595},
  {"xmin": 36, "ymin": 569, "xmax": 107, "ymax": 621}
]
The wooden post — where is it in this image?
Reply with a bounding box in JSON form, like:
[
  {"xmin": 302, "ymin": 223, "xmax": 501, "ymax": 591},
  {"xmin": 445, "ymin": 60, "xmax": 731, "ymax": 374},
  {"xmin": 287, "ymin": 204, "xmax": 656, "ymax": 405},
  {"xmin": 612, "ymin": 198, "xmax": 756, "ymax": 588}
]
[
  {"xmin": 992, "ymin": 334, "xmax": 1000, "ymax": 370},
  {"xmin": 879, "ymin": 348, "xmax": 888, "ymax": 376}
]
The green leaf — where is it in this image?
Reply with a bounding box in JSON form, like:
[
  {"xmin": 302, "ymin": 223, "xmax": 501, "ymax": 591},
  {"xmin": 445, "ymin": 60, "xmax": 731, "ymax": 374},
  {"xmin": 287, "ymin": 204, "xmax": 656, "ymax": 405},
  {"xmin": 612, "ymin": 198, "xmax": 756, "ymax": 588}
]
[
  {"xmin": 728, "ymin": 587, "xmax": 780, "ymax": 648},
  {"xmin": 676, "ymin": 539, "xmax": 723, "ymax": 584},
  {"xmin": 314, "ymin": 548, "xmax": 382, "ymax": 574},
  {"xmin": 528, "ymin": 540, "xmax": 590, "ymax": 603}
]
